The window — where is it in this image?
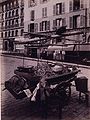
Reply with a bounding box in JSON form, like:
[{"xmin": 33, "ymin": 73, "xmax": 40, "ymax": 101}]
[
  {"xmin": 80, "ymin": 0, "xmax": 84, "ymax": 9},
  {"xmin": 21, "ymin": 8, "xmax": 24, "ymax": 16},
  {"xmin": 73, "ymin": 15, "xmax": 80, "ymax": 28},
  {"xmin": 56, "ymin": 3, "xmax": 62, "ymax": 15},
  {"xmin": 8, "ymin": 31, "xmax": 10, "ymax": 37},
  {"xmin": 21, "ymin": 29, "xmax": 24, "ymax": 36},
  {"xmin": 10, "ymin": 20, "xmax": 12, "ymax": 26},
  {"xmin": 12, "ymin": 20, "xmax": 14, "ymax": 26},
  {"xmin": 2, "ymin": 5, "xmax": 5, "ymax": 12},
  {"xmin": 5, "ymin": 12, "xmax": 7, "ymax": 18},
  {"xmin": 7, "ymin": 11, "xmax": 9, "ymax": 18},
  {"xmin": 31, "ymin": 10, "xmax": 35, "ymax": 21},
  {"xmin": 12, "ymin": 2, "xmax": 14, "ymax": 8},
  {"xmin": 69, "ymin": 1, "xmax": 73, "ymax": 12},
  {"xmin": 69, "ymin": 17, "xmax": 73, "ymax": 28},
  {"xmin": 73, "ymin": 0, "xmax": 80, "ymax": 11},
  {"xmin": 21, "ymin": 18, "xmax": 24, "ymax": 26},
  {"xmin": 9, "ymin": 11, "xmax": 11, "ymax": 17},
  {"xmin": 16, "ymin": 9, "xmax": 18, "ymax": 16},
  {"xmin": 15, "ymin": 30, "xmax": 18, "ymax": 36},
  {"xmin": 56, "ymin": 18, "xmax": 62, "ymax": 27},
  {"xmin": 40, "ymin": 23, "xmax": 42, "ymax": 31},
  {"xmin": 16, "ymin": 0, "xmax": 19, "ymax": 6},
  {"xmin": 15, "ymin": 19, "xmax": 19, "ymax": 26},
  {"xmin": 12, "ymin": 31, "xmax": 14, "ymax": 37},
  {"xmin": 1, "ymin": 22, "xmax": 3, "ymax": 28},
  {"xmin": 5, "ymin": 4, "xmax": 7, "ymax": 11},
  {"xmin": 10, "ymin": 2, "xmax": 12, "ymax": 8},
  {"xmin": 9, "ymin": 20, "xmax": 10, "ymax": 26},
  {"xmin": 7, "ymin": 3, "xmax": 9, "ymax": 10},
  {"xmin": 62, "ymin": 18, "xmax": 66, "ymax": 26},
  {"xmin": 2, "ymin": 13, "xmax": 4, "ymax": 20},
  {"xmin": 40, "ymin": 21, "xmax": 50, "ymax": 31},
  {"xmin": 12, "ymin": 10, "xmax": 14, "ymax": 16},
  {"xmin": 5, "ymin": 21, "xmax": 7, "ymax": 27},
  {"xmin": 5, "ymin": 32, "xmax": 7, "ymax": 37},
  {"xmin": 14, "ymin": 0, "xmax": 16, "ymax": 7},
  {"xmin": 7, "ymin": 21, "xmax": 9, "ymax": 27},
  {"xmin": 28, "ymin": 0, "xmax": 36, "ymax": 7},
  {"xmin": 42, "ymin": 7, "xmax": 47, "ymax": 18},
  {"xmin": 1, "ymin": 32, "xmax": 3, "ymax": 38}
]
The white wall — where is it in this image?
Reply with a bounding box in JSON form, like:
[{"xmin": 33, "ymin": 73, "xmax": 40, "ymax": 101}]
[{"xmin": 24, "ymin": 0, "xmax": 90, "ymax": 32}]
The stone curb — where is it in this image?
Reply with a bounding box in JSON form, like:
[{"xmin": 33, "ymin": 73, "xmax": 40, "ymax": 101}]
[{"xmin": 1, "ymin": 53, "xmax": 90, "ymax": 69}]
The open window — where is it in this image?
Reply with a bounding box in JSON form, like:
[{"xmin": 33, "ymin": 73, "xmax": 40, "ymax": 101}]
[
  {"xmin": 73, "ymin": 0, "xmax": 80, "ymax": 11},
  {"xmin": 56, "ymin": 3, "xmax": 62, "ymax": 15},
  {"xmin": 40, "ymin": 21, "xmax": 50, "ymax": 31},
  {"xmin": 73, "ymin": 15, "xmax": 80, "ymax": 28}
]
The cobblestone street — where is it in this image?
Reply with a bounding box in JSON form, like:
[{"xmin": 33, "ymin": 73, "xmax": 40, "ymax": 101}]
[{"xmin": 1, "ymin": 55, "xmax": 90, "ymax": 120}]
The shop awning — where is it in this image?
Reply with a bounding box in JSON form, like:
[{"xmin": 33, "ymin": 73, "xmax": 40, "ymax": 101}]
[{"xmin": 47, "ymin": 45, "xmax": 74, "ymax": 51}]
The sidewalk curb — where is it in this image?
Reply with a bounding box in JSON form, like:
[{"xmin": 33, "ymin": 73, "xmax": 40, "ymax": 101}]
[{"xmin": 1, "ymin": 53, "xmax": 90, "ymax": 69}]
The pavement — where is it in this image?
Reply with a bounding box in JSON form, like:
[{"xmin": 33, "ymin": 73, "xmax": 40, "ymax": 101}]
[
  {"xmin": 1, "ymin": 85, "xmax": 90, "ymax": 120},
  {"xmin": 0, "ymin": 54, "xmax": 90, "ymax": 120}
]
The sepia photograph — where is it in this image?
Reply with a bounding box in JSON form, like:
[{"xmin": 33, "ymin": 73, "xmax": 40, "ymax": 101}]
[{"xmin": 0, "ymin": 0, "xmax": 90, "ymax": 120}]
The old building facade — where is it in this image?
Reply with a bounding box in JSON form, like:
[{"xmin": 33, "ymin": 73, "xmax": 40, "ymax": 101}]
[
  {"xmin": 24, "ymin": 0, "xmax": 90, "ymax": 44},
  {"xmin": 0, "ymin": 0, "xmax": 24, "ymax": 51},
  {"xmin": 0, "ymin": 0, "xmax": 90, "ymax": 52}
]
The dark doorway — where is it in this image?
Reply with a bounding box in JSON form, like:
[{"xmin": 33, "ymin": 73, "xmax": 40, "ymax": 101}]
[
  {"xmin": 9, "ymin": 41, "xmax": 14, "ymax": 51},
  {"xmin": 30, "ymin": 23, "xmax": 34, "ymax": 32},
  {"xmin": 31, "ymin": 48, "xmax": 37, "ymax": 58},
  {"xmin": 4, "ymin": 41, "xmax": 8, "ymax": 51}
]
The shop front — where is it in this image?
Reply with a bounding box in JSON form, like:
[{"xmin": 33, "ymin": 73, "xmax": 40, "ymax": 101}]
[{"xmin": 3, "ymin": 38, "xmax": 14, "ymax": 52}]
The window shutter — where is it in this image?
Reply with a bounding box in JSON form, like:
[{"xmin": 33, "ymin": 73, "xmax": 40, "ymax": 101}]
[
  {"xmin": 42, "ymin": 8, "xmax": 44, "ymax": 18},
  {"xmin": 80, "ymin": 0, "xmax": 84, "ymax": 9},
  {"xmin": 69, "ymin": 1, "xmax": 73, "ymax": 12},
  {"xmin": 40, "ymin": 22, "xmax": 42, "ymax": 31},
  {"xmin": 28, "ymin": 24, "xmax": 30, "ymax": 32},
  {"xmin": 47, "ymin": 21, "xmax": 50, "ymax": 30},
  {"xmin": 53, "ymin": 5, "xmax": 56, "ymax": 15},
  {"xmin": 62, "ymin": 18, "xmax": 66, "ymax": 26},
  {"xmin": 34, "ymin": 23, "xmax": 38, "ymax": 32},
  {"xmin": 69, "ymin": 17, "xmax": 73, "ymax": 28},
  {"xmin": 53, "ymin": 20, "xmax": 56, "ymax": 30},
  {"xmin": 62, "ymin": 2, "xmax": 65, "ymax": 13},
  {"xmin": 45, "ymin": 7, "xmax": 47, "ymax": 17},
  {"xmin": 31, "ymin": 10, "xmax": 35, "ymax": 21},
  {"xmin": 80, "ymin": 15, "xmax": 84, "ymax": 26}
]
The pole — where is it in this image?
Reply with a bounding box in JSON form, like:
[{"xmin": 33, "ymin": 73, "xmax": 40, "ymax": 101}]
[{"xmin": 84, "ymin": 8, "xmax": 87, "ymax": 43}]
